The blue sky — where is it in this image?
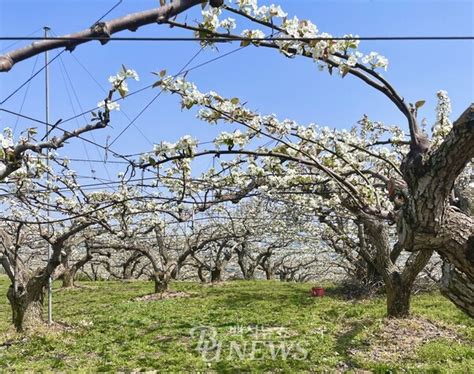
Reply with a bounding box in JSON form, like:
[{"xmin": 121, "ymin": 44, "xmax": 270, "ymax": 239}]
[{"xmin": 0, "ymin": 0, "xmax": 473, "ymax": 182}]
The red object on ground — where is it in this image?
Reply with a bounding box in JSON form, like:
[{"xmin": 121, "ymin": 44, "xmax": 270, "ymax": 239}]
[{"xmin": 310, "ymin": 287, "xmax": 325, "ymax": 297}]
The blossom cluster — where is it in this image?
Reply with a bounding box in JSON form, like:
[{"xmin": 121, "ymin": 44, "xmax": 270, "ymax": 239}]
[
  {"xmin": 98, "ymin": 67, "xmax": 140, "ymax": 111},
  {"xmin": 155, "ymin": 74, "xmax": 403, "ymax": 211},
  {"xmin": 197, "ymin": 0, "xmax": 389, "ymax": 75},
  {"xmin": 431, "ymin": 90, "xmax": 452, "ymax": 148}
]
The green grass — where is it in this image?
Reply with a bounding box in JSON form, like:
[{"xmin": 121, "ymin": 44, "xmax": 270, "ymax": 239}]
[{"xmin": 0, "ymin": 276, "xmax": 472, "ymax": 372}]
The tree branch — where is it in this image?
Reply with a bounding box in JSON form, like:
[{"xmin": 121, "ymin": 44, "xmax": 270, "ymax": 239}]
[{"xmin": 0, "ymin": 0, "xmax": 203, "ymax": 72}]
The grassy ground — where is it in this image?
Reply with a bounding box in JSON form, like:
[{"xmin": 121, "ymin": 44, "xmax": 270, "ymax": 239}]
[{"xmin": 0, "ymin": 276, "xmax": 472, "ymax": 372}]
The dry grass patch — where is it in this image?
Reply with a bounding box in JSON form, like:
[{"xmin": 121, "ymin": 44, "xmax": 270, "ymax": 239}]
[{"xmin": 349, "ymin": 316, "xmax": 463, "ymax": 362}]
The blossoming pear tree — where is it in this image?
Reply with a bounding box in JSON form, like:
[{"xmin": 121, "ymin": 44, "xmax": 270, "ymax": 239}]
[
  {"xmin": 0, "ymin": 69, "xmax": 140, "ymax": 331},
  {"xmin": 135, "ymin": 0, "xmax": 472, "ymax": 317},
  {"xmin": 90, "ymin": 191, "xmax": 250, "ymax": 293},
  {"xmin": 0, "ymin": 0, "xmax": 471, "ymax": 318},
  {"xmin": 0, "ymin": 192, "xmax": 106, "ymax": 332}
]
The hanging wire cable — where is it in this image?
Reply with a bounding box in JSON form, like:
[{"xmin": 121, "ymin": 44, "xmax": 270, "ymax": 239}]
[
  {"xmin": 0, "ymin": 27, "xmax": 43, "ymax": 53},
  {"xmin": 92, "ymin": 0, "xmax": 123, "ymax": 25},
  {"xmin": 1, "ymin": 106, "xmax": 142, "ymax": 168},
  {"xmin": 0, "ymin": 49, "xmax": 65, "ymax": 105},
  {"xmin": 1, "ymin": 35, "xmax": 473, "ymax": 41},
  {"xmin": 60, "ymin": 44, "xmax": 251, "ymax": 126},
  {"xmin": 108, "ymin": 46, "xmax": 205, "ymax": 147},
  {"xmin": 12, "ymin": 54, "xmax": 40, "ymax": 134},
  {"xmin": 49, "ymin": 31, "xmax": 154, "ymax": 158},
  {"xmin": 67, "ymin": 47, "xmax": 154, "ymax": 146},
  {"xmin": 54, "ymin": 43, "xmax": 117, "ymax": 182},
  {"xmin": 0, "ymin": 39, "xmax": 257, "ymax": 166},
  {"xmin": 56, "ymin": 51, "xmax": 102, "ymax": 177},
  {"xmin": 0, "ymin": 1, "xmax": 124, "ymax": 106}
]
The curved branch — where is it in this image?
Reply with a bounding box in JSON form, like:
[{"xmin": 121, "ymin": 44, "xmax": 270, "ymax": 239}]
[
  {"xmin": 427, "ymin": 104, "xmax": 474, "ymax": 205},
  {"xmin": 0, "ymin": 0, "xmax": 203, "ymax": 72}
]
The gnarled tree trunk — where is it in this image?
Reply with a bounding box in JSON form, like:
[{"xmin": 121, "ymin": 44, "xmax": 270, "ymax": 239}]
[
  {"xmin": 361, "ymin": 216, "xmax": 433, "ymax": 318},
  {"xmin": 354, "ymin": 258, "xmax": 383, "ymax": 287},
  {"xmin": 197, "ymin": 265, "xmax": 207, "ymax": 283},
  {"xmin": 153, "ymin": 273, "xmax": 170, "ymax": 294},
  {"xmin": 60, "ymin": 248, "xmax": 93, "ymax": 288},
  {"xmin": 152, "ymin": 263, "xmax": 177, "ymax": 294},
  {"xmin": 441, "ymin": 263, "xmax": 474, "ymax": 317},
  {"xmin": 211, "ymin": 266, "xmax": 223, "ymax": 283},
  {"xmin": 6, "ymin": 275, "xmax": 47, "ymax": 332},
  {"xmin": 236, "ymin": 247, "xmax": 257, "ymax": 280},
  {"xmin": 62, "ymin": 269, "xmax": 76, "ymax": 288},
  {"xmin": 385, "ymin": 275, "xmax": 411, "ymax": 318},
  {"xmin": 396, "ymin": 104, "xmax": 474, "ymax": 317},
  {"xmin": 263, "ymin": 263, "xmax": 276, "ymax": 280}
]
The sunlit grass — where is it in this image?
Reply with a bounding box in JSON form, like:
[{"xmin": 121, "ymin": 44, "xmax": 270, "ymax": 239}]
[{"xmin": 0, "ymin": 276, "xmax": 472, "ymax": 371}]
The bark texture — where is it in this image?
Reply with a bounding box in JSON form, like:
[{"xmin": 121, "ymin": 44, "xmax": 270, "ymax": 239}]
[
  {"xmin": 0, "ymin": 0, "xmax": 203, "ymax": 72},
  {"xmin": 360, "ymin": 216, "xmax": 433, "ymax": 318},
  {"xmin": 6, "ymin": 272, "xmax": 47, "ymax": 332},
  {"xmin": 394, "ymin": 104, "xmax": 474, "ymax": 317},
  {"xmin": 441, "ymin": 263, "xmax": 474, "ymax": 317},
  {"xmin": 386, "ymin": 275, "xmax": 411, "ymax": 318}
]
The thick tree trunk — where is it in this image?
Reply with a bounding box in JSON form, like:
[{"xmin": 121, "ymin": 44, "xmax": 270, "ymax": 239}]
[
  {"xmin": 237, "ymin": 257, "xmax": 256, "ymax": 280},
  {"xmin": 398, "ymin": 105, "xmax": 474, "ymax": 317},
  {"xmin": 410, "ymin": 209, "xmax": 474, "ymax": 279},
  {"xmin": 260, "ymin": 258, "xmax": 276, "ymax": 280},
  {"xmin": 61, "ymin": 267, "xmax": 79, "ymax": 288},
  {"xmin": 361, "ymin": 216, "xmax": 432, "ymax": 318},
  {"xmin": 61, "ymin": 252, "xmax": 92, "ymax": 288},
  {"xmin": 241, "ymin": 269, "xmax": 255, "ymax": 280},
  {"xmin": 197, "ymin": 265, "xmax": 207, "ymax": 283},
  {"xmin": 153, "ymin": 273, "xmax": 170, "ymax": 294},
  {"xmin": 7, "ymin": 282, "xmax": 46, "ymax": 332},
  {"xmin": 123, "ymin": 266, "xmax": 133, "ymax": 280},
  {"xmin": 366, "ymin": 262, "xmax": 382, "ymax": 285},
  {"xmin": 441, "ymin": 263, "xmax": 474, "ymax": 317},
  {"xmin": 407, "ymin": 208, "xmax": 474, "ymax": 316},
  {"xmin": 152, "ymin": 264, "xmax": 176, "ymax": 294},
  {"xmin": 386, "ymin": 276, "xmax": 411, "ymax": 318},
  {"xmin": 264, "ymin": 266, "xmax": 275, "ymax": 280},
  {"xmin": 211, "ymin": 266, "xmax": 223, "ymax": 283}
]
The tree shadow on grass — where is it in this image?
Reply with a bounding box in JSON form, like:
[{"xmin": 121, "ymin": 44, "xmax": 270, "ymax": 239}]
[
  {"xmin": 209, "ymin": 286, "xmax": 318, "ymax": 311},
  {"xmin": 334, "ymin": 319, "xmax": 376, "ymax": 370}
]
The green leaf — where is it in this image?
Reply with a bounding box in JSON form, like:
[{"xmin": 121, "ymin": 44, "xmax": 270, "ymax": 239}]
[
  {"xmin": 415, "ymin": 100, "xmax": 426, "ymax": 109},
  {"xmin": 240, "ymin": 40, "xmax": 251, "ymax": 47},
  {"xmin": 224, "ymin": 138, "xmax": 234, "ymax": 148},
  {"xmin": 153, "ymin": 80, "xmax": 163, "ymax": 88},
  {"xmin": 159, "ymin": 69, "xmax": 167, "ymax": 77},
  {"xmin": 148, "ymin": 156, "xmax": 157, "ymax": 166},
  {"xmin": 230, "ymin": 97, "xmax": 240, "ymax": 105}
]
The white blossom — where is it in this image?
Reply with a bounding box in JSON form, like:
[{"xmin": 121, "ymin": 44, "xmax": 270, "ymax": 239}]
[
  {"xmin": 97, "ymin": 99, "xmax": 120, "ymax": 111},
  {"xmin": 432, "ymin": 90, "xmax": 452, "ymax": 148}
]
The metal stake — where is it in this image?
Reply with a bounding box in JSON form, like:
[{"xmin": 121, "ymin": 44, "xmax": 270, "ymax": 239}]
[{"xmin": 44, "ymin": 26, "xmax": 53, "ymax": 325}]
